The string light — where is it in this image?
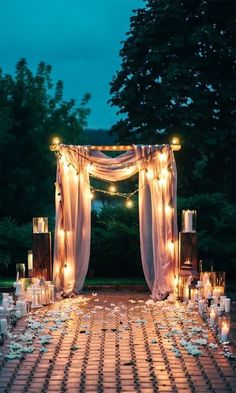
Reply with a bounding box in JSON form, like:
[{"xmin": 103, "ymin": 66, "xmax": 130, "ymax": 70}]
[
  {"xmin": 108, "ymin": 183, "xmax": 117, "ymax": 193},
  {"xmin": 57, "ymin": 149, "xmax": 174, "ymax": 205},
  {"xmin": 125, "ymin": 199, "xmax": 134, "ymax": 209}
]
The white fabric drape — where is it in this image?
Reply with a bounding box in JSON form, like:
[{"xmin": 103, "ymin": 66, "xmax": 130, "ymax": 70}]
[{"xmin": 53, "ymin": 144, "xmax": 178, "ymax": 297}]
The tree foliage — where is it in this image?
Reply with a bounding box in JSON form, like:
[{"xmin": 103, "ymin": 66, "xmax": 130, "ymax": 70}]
[
  {"xmin": 0, "ymin": 59, "xmax": 90, "ymax": 222},
  {"xmin": 110, "ymin": 0, "xmax": 236, "ymax": 199}
]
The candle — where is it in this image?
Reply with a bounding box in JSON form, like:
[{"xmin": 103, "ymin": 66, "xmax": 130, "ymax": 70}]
[
  {"xmin": 0, "ymin": 319, "xmax": 7, "ymax": 334},
  {"xmin": 28, "ymin": 250, "xmax": 33, "ymax": 274},
  {"xmin": 198, "ymin": 300, "xmax": 205, "ymax": 313},
  {"xmin": 224, "ymin": 298, "xmax": 231, "ymax": 313},
  {"xmin": 16, "ymin": 271, "xmax": 19, "ymax": 282},
  {"xmin": 184, "ymin": 210, "xmax": 193, "ymax": 232},
  {"xmin": 16, "ymin": 310, "xmax": 21, "ymax": 319},
  {"xmin": 38, "ymin": 218, "xmax": 44, "ymax": 233},
  {"xmin": 191, "ymin": 289, "xmax": 198, "ymax": 302},
  {"xmin": 221, "ymin": 321, "xmax": 230, "ymax": 342},
  {"xmin": 220, "ymin": 301, "xmax": 225, "ymax": 312},
  {"xmin": 210, "ymin": 308, "xmax": 216, "ymax": 327},
  {"xmin": 217, "ymin": 306, "xmax": 222, "ymax": 316},
  {"xmin": 204, "ymin": 282, "xmax": 212, "ymax": 299},
  {"xmin": 14, "ymin": 282, "xmax": 22, "ymax": 296},
  {"xmin": 2, "ymin": 298, "xmax": 9, "ymax": 309},
  {"xmin": 188, "ymin": 301, "xmax": 194, "ymax": 310},
  {"xmin": 213, "ymin": 286, "xmax": 224, "ymax": 300},
  {"xmin": 20, "ymin": 301, "xmax": 27, "ymax": 316}
]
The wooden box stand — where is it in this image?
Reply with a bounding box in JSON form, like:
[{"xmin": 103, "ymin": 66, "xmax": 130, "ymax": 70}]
[
  {"xmin": 179, "ymin": 232, "xmax": 198, "ymax": 276},
  {"xmin": 32, "ymin": 232, "xmax": 52, "ymax": 280}
]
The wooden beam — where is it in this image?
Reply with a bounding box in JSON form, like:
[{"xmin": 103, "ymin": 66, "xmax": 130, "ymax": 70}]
[{"xmin": 50, "ymin": 143, "xmax": 181, "ymax": 152}]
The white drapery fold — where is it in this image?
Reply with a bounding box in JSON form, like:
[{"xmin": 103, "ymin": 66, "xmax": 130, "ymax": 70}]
[{"xmin": 53, "ymin": 144, "xmax": 178, "ymax": 297}]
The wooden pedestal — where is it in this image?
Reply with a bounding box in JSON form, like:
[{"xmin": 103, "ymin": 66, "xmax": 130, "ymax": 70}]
[
  {"xmin": 179, "ymin": 232, "xmax": 198, "ymax": 275},
  {"xmin": 32, "ymin": 233, "xmax": 52, "ymax": 280}
]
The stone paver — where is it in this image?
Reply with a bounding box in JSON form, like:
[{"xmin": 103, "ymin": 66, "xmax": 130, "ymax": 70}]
[{"xmin": 0, "ymin": 291, "xmax": 236, "ymax": 392}]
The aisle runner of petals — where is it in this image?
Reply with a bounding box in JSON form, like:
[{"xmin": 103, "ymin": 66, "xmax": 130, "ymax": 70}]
[{"xmin": 0, "ymin": 295, "xmax": 234, "ymax": 362}]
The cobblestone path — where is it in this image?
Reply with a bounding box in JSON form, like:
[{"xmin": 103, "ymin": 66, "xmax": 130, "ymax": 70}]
[{"xmin": 0, "ymin": 292, "xmax": 236, "ymax": 392}]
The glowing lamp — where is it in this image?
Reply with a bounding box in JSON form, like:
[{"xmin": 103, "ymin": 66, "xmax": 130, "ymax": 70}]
[
  {"xmin": 108, "ymin": 184, "xmax": 117, "ymax": 193},
  {"xmin": 171, "ymin": 136, "xmax": 180, "ymax": 145},
  {"xmin": 52, "ymin": 136, "xmax": 60, "ymax": 145},
  {"xmin": 125, "ymin": 199, "xmax": 133, "ymax": 209},
  {"xmin": 33, "ymin": 217, "xmax": 48, "ymax": 233}
]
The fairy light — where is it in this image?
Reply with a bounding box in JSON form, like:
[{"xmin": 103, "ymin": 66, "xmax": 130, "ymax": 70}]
[
  {"xmin": 171, "ymin": 136, "xmax": 180, "ymax": 145},
  {"xmin": 108, "ymin": 183, "xmax": 117, "ymax": 193},
  {"xmin": 125, "ymin": 199, "xmax": 134, "ymax": 209}
]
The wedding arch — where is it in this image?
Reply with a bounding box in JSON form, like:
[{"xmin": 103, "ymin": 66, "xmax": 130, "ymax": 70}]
[{"xmin": 52, "ymin": 143, "xmax": 178, "ymax": 299}]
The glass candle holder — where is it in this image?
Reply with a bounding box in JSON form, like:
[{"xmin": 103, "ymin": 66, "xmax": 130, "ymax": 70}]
[
  {"xmin": 214, "ymin": 271, "xmax": 225, "ymax": 290},
  {"xmin": 33, "ymin": 217, "xmax": 48, "ymax": 233},
  {"xmin": 16, "ymin": 263, "xmax": 25, "ymax": 279},
  {"xmin": 182, "ymin": 210, "xmax": 197, "ymax": 233},
  {"xmin": 28, "ymin": 250, "xmax": 33, "ymax": 278}
]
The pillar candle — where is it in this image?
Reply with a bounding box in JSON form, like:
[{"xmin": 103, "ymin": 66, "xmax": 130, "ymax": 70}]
[
  {"xmin": 198, "ymin": 300, "xmax": 205, "ymax": 313},
  {"xmin": 210, "ymin": 308, "xmax": 216, "ymax": 327},
  {"xmin": 184, "ymin": 210, "xmax": 193, "ymax": 232},
  {"xmin": 14, "ymin": 282, "xmax": 22, "ymax": 296},
  {"xmin": 0, "ymin": 319, "xmax": 7, "ymax": 334},
  {"xmin": 221, "ymin": 322, "xmax": 230, "ymax": 342},
  {"xmin": 20, "ymin": 301, "xmax": 27, "ymax": 316},
  {"xmin": 2, "ymin": 298, "xmax": 9, "ymax": 309},
  {"xmin": 224, "ymin": 298, "xmax": 231, "ymax": 313},
  {"xmin": 16, "ymin": 310, "xmax": 21, "ymax": 319}
]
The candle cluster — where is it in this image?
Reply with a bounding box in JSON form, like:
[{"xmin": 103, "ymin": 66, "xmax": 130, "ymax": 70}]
[
  {"xmin": 0, "ymin": 279, "xmax": 55, "ymax": 344},
  {"xmin": 178, "ymin": 271, "xmax": 231, "ymax": 343}
]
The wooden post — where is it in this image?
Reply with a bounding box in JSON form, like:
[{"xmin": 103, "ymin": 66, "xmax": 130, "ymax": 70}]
[{"xmin": 32, "ymin": 233, "xmax": 52, "ymax": 280}]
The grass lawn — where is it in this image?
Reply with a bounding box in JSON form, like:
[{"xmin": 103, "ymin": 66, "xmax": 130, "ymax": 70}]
[{"xmin": 0, "ymin": 277, "xmax": 146, "ymax": 287}]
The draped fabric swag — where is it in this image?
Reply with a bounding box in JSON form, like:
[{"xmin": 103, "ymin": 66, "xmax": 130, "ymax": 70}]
[{"xmin": 53, "ymin": 144, "xmax": 178, "ymax": 299}]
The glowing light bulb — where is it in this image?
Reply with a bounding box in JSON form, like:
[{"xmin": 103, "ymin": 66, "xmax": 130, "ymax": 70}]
[
  {"xmin": 125, "ymin": 199, "xmax": 133, "ymax": 208},
  {"xmin": 171, "ymin": 136, "xmax": 180, "ymax": 145},
  {"xmin": 52, "ymin": 136, "xmax": 60, "ymax": 145},
  {"xmin": 146, "ymin": 169, "xmax": 154, "ymax": 181},
  {"xmin": 109, "ymin": 184, "xmax": 117, "ymax": 193},
  {"xmin": 159, "ymin": 152, "xmax": 167, "ymax": 162}
]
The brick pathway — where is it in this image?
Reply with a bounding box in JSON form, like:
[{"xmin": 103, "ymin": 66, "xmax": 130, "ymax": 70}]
[{"xmin": 1, "ymin": 292, "xmax": 236, "ymax": 392}]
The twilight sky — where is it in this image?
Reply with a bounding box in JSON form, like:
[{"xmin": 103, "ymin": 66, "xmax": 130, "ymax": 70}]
[{"xmin": 0, "ymin": 0, "xmax": 144, "ymax": 129}]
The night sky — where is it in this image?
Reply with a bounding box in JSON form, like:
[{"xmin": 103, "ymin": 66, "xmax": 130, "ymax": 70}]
[{"xmin": 0, "ymin": 0, "xmax": 143, "ymax": 129}]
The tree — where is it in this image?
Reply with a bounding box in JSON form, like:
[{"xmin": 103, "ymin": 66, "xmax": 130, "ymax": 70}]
[
  {"xmin": 0, "ymin": 58, "xmax": 90, "ymax": 222},
  {"xmin": 109, "ymin": 0, "xmax": 236, "ymax": 199}
]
